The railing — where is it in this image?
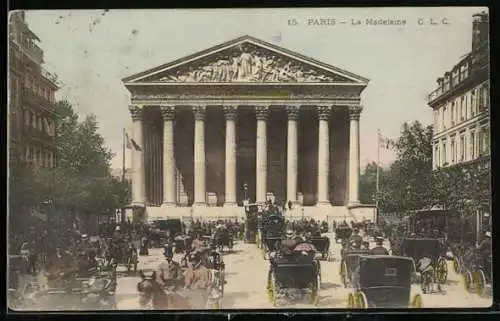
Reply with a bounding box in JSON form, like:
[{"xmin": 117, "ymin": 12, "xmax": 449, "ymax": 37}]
[
  {"xmin": 20, "ymin": 36, "xmax": 43, "ymax": 65},
  {"xmin": 23, "ymin": 125, "xmax": 55, "ymax": 142},
  {"xmin": 428, "ymin": 87, "xmax": 443, "ymax": 101},
  {"xmin": 41, "ymin": 67, "xmax": 58, "ymax": 84},
  {"xmin": 22, "ymin": 88, "xmax": 55, "ymax": 110}
]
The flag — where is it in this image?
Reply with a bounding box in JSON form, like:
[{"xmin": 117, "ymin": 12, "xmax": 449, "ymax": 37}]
[
  {"xmin": 379, "ymin": 133, "xmax": 391, "ymax": 150},
  {"xmin": 125, "ymin": 132, "xmax": 142, "ymax": 151}
]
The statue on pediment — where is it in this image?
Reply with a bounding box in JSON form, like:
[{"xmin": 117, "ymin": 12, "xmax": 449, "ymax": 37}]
[{"xmin": 158, "ymin": 44, "xmax": 340, "ymax": 83}]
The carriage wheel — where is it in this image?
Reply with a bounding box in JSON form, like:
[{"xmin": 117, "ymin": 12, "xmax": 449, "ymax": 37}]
[
  {"xmin": 473, "ymin": 270, "xmax": 487, "ymax": 297},
  {"xmin": 410, "ymin": 294, "xmax": 423, "ymax": 308},
  {"xmin": 266, "ymin": 271, "xmax": 273, "ymax": 302},
  {"xmin": 347, "ymin": 293, "xmax": 355, "ymax": 308},
  {"xmin": 340, "ymin": 261, "xmax": 348, "ymax": 288},
  {"xmin": 436, "ymin": 258, "xmax": 448, "ymax": 284},
  {"xmin": 211, "ymin": 296, "xmax": 222, "ymax": 309},
  {"xmin": 267, "ymin": 274, "xmax": 278, "ymax": 307},
  {"xmin": 308, "ymin": 270, "xmax": 321, "ymax": 306},
  {"xmin": 463, "ymin": 270, "xmax": 473, "ymax": 292},
  {"xmin": 355, "ymin": 291, "xmax": 368, "ymax": 309}
]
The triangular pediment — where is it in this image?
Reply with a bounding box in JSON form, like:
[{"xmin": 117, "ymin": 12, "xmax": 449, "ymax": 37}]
[{"xmin": 123, "ymin": 35, "xmax": 368, "ymax": 84}]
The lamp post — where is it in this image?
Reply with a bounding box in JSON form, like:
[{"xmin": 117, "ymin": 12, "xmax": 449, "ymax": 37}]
[{"xmin": 243, "ymin": 182, "xmax": 248, "ymax": 202}]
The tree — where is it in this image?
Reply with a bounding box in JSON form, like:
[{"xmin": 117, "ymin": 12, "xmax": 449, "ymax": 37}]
[
  {"xmin": 39, "ymin": 100, "xmax": 129, "ymax": 226},
  {"xmin": 376, "ymin": 121, "xmax": 434, "ymax": 213},
  {"xmin": 359, "ymin": 161, "xmax": 382, "ymax": 204},
  {"xmin": 430, "ymin": 155, "xmax": 491, "ymax": 216}
]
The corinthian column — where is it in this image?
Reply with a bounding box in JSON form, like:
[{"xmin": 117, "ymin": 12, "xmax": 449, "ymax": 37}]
[
  {"xmin": 161, "ymin": 106, "xmax": 176, "ymax": 207},
  {"xmin": 193, "ymin": 106, "xmax": 206, "ymax": 207},
  {"xmin": 316, "ymin": 106, "xmax": 331, "ymax": 206},
  {"xmin": 286, "ymin": 105, "xmax": 299, "ymax": 204},
  {"xmin": 348, "ymin": 105, "xmax": 362, "ymax": 206},
  {"xmin": 129, "ymin": 105, "xmax": 145, "ymax": 206},
  {"xmin": 255, "ymin": 106, "xmax": 269, "ymax": 203},
  {"xmin": 224, "ymin": 106, "xmax": 237, "ymax": 207}
]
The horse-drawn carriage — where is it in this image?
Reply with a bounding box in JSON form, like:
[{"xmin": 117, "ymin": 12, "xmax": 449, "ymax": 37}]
[
  {"xmin": 461, "ymin": 248, "xmax": 492, "ymax": 297},
  {"xmin": 245, "ymin": 203, "xmax": 261, "ymax": 244},
  {"xmin": 345, "ymin": 255, "xmax": 424, "ymax": 308},
  {"xmin": 267, "ymin": 241, "xmax": 321, "ymax": 306},
  {"xmin": 335, "ymin": 225, "xmax": 353, "ymax": 243},
  {"xmin": 398, "ymin": 237, "xmax": 448, "ymax": 293},
  {"xmin": 339, "ymin": 248, "xmax": 371, "ymax": 287},
  {"xmin": 173, "ymin": 235, "xmax": 193, "ymax": 254},
  {"xmin": 19, "ymin": 269, "xmax": 117, "ymax": 310},
  {"xmin": 261, "ymin": 213, "xmax": 285, "ymax": 258},
  {"xmin": 212, "ymin": 227, "xmax": 234, "ymax": 253},
  {"xmin": 308, "ymin": 236, "xmax": 331, "ymax": 261}
]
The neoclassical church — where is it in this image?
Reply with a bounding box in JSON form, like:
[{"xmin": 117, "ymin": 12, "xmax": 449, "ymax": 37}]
[{"xmin": 122, "ymin": 35, "xmax": 374, "ymax": 221}]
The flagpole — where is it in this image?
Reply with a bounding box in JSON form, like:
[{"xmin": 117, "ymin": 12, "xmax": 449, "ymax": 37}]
[{"xmin": 376, "ymin": 129, "xmax": 381, "ymax": 223}]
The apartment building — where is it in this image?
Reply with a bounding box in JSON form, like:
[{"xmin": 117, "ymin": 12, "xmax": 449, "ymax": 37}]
[
  {"xmin": 428, "ymin": 11, "xmax": 489, "ymax": 169},
  {"xmin": 9, "ymin": 11, "xmax": 59, "ymax": 168}
]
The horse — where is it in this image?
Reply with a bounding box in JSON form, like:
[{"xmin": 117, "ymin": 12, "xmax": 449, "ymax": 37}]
[
  {"xmin": 137, "ymin": 270, "xmax": 192, "ymax": 310},
  {"xmin": 213, "ymin": 228, "xmax": 233, "ymax": 253}
]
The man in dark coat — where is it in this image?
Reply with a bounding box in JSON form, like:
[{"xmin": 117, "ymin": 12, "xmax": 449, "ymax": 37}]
[{"xmin": 370, "ymin": 237, "xmax": 389, "ymax": 255}]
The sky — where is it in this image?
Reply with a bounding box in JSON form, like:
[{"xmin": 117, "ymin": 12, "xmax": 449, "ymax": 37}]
[{"xmin": 23, "ymin": 7, "xmax": 486, "ymax": 171}]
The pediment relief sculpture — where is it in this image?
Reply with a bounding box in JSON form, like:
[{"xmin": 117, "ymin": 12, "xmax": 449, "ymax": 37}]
[{"xmin": 157, "ymin": 43, "xmax": 349, "ymax": 83}]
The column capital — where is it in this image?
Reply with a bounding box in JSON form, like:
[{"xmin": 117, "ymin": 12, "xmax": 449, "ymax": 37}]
[
  {"xmin": 286, "ymin": 105, "xmax": 300, "ymax": 121},
  {"xmin": 223, "ymin": 106, "xmax": 238, "ymax": 121},
  {"xmin": 192, "ymin": 105, "xmax": 206, "ymax": 120},
  {"xmin": 255, "ymin": 106, "xmax": 269, "ymax": 121},
  {"xmin": 129, "ymin": 105, "xmax": 143, "ymax": 121},
  {"xmin": 348, "ymin": 105, "xmax": 363, "ymax": 120},
  {"xmin": 317, "ymin": 106, "xmax": 331, "ymax": 121},
  {"xmin": 160, "ymin": 105, "xmax": 175, "ymax": 121}
]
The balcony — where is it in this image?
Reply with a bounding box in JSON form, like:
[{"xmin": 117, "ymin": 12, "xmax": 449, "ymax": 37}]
[
  {"xmin": 22, "ymin": 88, "xmax": 55, "ymax": 112},
  {"xmin": 41, "ymin": 67, "xmax": 58, "ymax": 85},
  {"xmin": 19, "ymin": 35, "xmax": 44, "ymax": 65},
  {"xmin": 23, "ymin": 125, "xmax": 56, "ymax": 146}
]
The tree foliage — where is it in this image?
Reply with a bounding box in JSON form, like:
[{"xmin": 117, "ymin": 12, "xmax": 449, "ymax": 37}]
[
  {"xmin": 10, "ymin": 100, "xmax": 130, "ymax": 227},
  {"xmin": 359, "ymin": 120, "xmax": 491, "ymax": 219}
]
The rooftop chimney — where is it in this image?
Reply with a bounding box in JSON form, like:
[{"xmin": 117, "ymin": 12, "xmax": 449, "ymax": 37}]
[{"xmin": 472, "ymin": 11, "xmax": 489, "ymax": 51}]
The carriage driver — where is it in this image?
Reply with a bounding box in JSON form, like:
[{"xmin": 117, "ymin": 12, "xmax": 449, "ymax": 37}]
[
  {"xmin": 348, "ymin": 228, "xmax": 363, "ymax": 245},
  {"xmin": 191, "ymin": 234, "xmax": 205, "ymax": 253},
  {"xmin": 155, "ymin": 244, "xmax": 184, "ymax": 290},
  {"xmin": 370, "ymin": 237, "xmax": 389, "ymax": 255}
]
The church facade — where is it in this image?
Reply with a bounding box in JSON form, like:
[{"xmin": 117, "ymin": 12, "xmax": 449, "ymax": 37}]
[{"xmin": 122, "ymin": 35, "xmax": 372, "ymax": 221}]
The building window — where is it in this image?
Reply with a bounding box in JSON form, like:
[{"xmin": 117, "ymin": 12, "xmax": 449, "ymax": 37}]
[
  {"xmin": 442, "ymin": 107, "xmax": 446, "ymax": 129},
  {"xmin": 442, "ymin": 141, "xmax": 447, "ymax": 165},
  {"xmin": 484, "ymin": 128, "xmax": 490, "ymax": 155},
  {"xmin": 451, "ymin": 137, "xmax": 456, "ymax": 163},
  {"xmin": 24, "ymin": 109, "xmax": 29, "ymax": 126},
  {"xmin": 471, "ymin": 90, "xmax": 476, "ymax": 117},
  {"xmin": 470, "ymin": 131, "xmax": 476, "ymax": 159},
  {"xmin": 37, "ymin": 116, "xmax": 43, "ymax": 130},
  {"xmin": 478, "ymin": 130, "xmax": 484, "ymax": 155},
  {"xmin": 451, "ymin": 102, "xmax": 455, "ymax": 126},
  {"xmin": 31, "ymin": 112, "xmax": 36, "ymax": 128},
  {"xmin": 478, "ymin": 84, "xmax": 489, "ymax": 112},
  {"xmin": 460, "ymin": 135, "xmax": 465, "ymax": 161},
  {"xmin": 461, "ymin": 97, "xmax": 465, "ymax": 121}
]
